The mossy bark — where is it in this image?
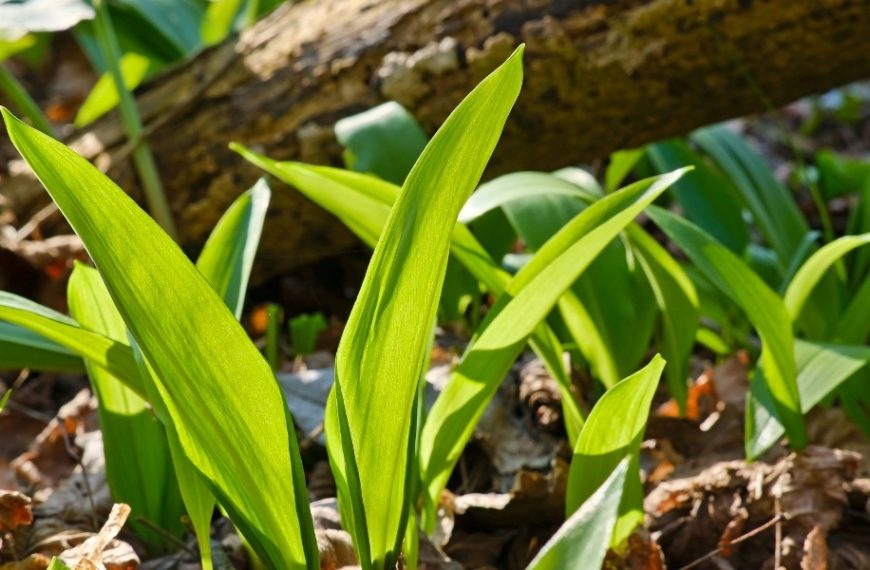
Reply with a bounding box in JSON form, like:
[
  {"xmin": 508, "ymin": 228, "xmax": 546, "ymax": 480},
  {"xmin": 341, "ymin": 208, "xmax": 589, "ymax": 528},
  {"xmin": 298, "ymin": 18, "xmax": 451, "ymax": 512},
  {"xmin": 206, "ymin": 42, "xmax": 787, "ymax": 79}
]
[{"xmin": 8, "ymin": 0, "xmax": 870, "ymax": 280}]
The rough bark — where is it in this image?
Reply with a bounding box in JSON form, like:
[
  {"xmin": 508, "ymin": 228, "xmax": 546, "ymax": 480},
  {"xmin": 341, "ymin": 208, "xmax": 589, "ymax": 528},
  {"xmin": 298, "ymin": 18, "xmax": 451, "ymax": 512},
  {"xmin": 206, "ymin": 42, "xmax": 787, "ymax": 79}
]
[{"xmin": 6, "ymin": 0, "xmax": 870, "ymax": 281}]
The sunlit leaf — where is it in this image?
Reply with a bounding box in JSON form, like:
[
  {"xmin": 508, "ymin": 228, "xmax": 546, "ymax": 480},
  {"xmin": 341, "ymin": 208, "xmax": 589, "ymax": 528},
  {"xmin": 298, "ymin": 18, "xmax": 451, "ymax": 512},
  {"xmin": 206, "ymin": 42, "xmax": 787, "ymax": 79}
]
[
  {"xmin": 647, "ymin": 206, "xmax": 806, "ymax": 455},
  {"xmin": 421, "ymin": 170, "xmax": 688, "ymax": 530},
  {"xmin": 325, "ymin": 46, "xmax": 523, "ymax": 569},
  {"xmin": 2, "ymin": 107, "xmax": 318, "ymax": 569},
  {"xmin": 527, "ymin": 458, "xmax": 629, "ymax": 570},
  {"xmin": 335, "ymin": 101, "xmax": 428, "ymax": 185},
  {"xmin": 567, "ymin": 356, "xmax": 665, "ymax": 547},
  {"xmin": 0, "ymin": 321, "xmax": 85, "ymax": 373},
  {"xmin": 747, "ymin": 340, "xmax": 870, "ymax": 456},
  {"xmin": 68, "ymin": 263, "xmax": 185, "ymax": 546}
]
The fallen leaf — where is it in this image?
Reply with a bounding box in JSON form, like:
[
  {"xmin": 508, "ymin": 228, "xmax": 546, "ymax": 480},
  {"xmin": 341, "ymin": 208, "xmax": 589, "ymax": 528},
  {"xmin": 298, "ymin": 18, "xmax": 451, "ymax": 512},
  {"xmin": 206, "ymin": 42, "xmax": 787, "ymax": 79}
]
[{"xmin": 0, "ymin": 491, "xmax": 32, "ymax": 531}]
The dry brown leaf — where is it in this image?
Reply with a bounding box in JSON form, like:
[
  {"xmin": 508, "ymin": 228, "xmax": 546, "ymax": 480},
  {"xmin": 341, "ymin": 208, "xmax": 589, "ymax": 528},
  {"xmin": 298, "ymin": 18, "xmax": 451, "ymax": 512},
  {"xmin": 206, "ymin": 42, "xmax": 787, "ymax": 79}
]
[
  {"xmin": 0, "ymin": 492, "xmax": 32, "ymax": 532},
  {"xmin": 58, "ymin": 504, "xmax": 138, "ymax": 570}
]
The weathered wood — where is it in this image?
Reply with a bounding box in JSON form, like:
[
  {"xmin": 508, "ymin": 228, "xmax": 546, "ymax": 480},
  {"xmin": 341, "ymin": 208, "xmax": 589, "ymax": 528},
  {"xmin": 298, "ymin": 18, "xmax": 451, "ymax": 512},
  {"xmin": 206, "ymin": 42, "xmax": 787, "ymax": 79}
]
[{"xmin": 7, "ymin": 0, "xmax": 870, "ymax": 280}]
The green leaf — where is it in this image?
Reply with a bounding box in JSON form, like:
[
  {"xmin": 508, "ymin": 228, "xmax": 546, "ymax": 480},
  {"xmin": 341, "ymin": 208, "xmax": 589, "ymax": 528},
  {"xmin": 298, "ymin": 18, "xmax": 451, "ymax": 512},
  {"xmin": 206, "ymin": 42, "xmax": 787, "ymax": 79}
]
[
  {"xmin": 74, "ymin": 51, "xmax": 150, "ymax": 128},
  {"xmin": 289, "ymin": 312, "xmax": 327, "ymax": 357},
  {"xmin": 459, "ymin": 171, "xmax": 654, "ymax": 386},
  {"xmin": 201, "ymin": 0, "xmax": 243, "ymax": 45},
  {"xmin": 2, "ymin": 107, "xmax": 317, "ymax": 570},
  {"xmin": 783, "ymin": 233, "xmax": 870, "ymax": 322},
  {"xmin": 421, "ymin": 170, "xmax": 688, "ymax": 529},
  {"xmin": 335, "ymin": 101, "xmax": 428, "ymax": 185},
  {"xmin": 231, "ymin": 149, "xmax": 586, "ymax": 444},
  {"xmin": 816, "ymin": 149, "xmax": 870, "ymax": 201},
  {"xmin": 68, "ymin": 263, "xmax": 185, "ymax": 547},
  {"xmin": 0, "ymin": 322, "xmax": 85, "ymax": 373},
  {"xmin": 527, "ymin": 458, "xmax": 629, "ymax": 570},
  {"xmin": 605, "ymin": 148, "xmax": 644, "ymax": 193},
  {"xmin": 112, "ymin": 0, "xmax": 204, "ymax": 56},
  {"xmin": 692, "ymin": 126, "xmax": 808, "ymax": 264},
  {"xmin": 647, "ymin": 206, "xmax": 806, "ymax": 454},
  {"xmin": 47, "ymin": 558, "xmax": 72, "ymax": 570},
  {"xmin": 566, "ymin": 356, "xmax": 665, "ymax": 547},
  {"xmin": 629, "ymin": 228, "xmax": 698, "ymax": 411},
  {"xmin": 0, "ymin": 34, "xmax": 36, "ymax": 61},
  {"xmin": 327, "ymin": 46, "xmax": 523, "ymax": 569},
  {"xmin": 458, "ymin": 171, "xmax": 595, "ymax": 226},
  {"xmin": 0, "ymin": 291, "xmax": 142, "ymax": 394},
  {"xmin": 648, "ymin": 140, "xmax": 750, "ymax": 255},
  {"xmin": 196, "ymin": 178, "xmax": 270, "ymax": 319},
  {"xmin": 747, "ymin": 340, "xmax": 870, "ymax": 457},
  {"xmin": 0, "ymin": 388, "xmax": 10, "ymax": 411}
]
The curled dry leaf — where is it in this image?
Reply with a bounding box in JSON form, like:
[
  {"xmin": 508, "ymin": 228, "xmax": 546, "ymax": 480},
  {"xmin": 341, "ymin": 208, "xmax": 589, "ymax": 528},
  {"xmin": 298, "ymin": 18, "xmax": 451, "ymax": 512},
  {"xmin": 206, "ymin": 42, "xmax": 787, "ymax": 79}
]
[
  {"xmin": 603, "ymin": 529, "xmax": 664, "ymax": 570},
  {"xmin": 12, "ymin": 390, "xmax": 96, "ymax": 492},
  {"xmin": 58, "ymin": 504, "xmax": 138, "ymax": 570},
  {"xmin": 0, "ymin": 491, "xmax": 32, "ymax": 532}
]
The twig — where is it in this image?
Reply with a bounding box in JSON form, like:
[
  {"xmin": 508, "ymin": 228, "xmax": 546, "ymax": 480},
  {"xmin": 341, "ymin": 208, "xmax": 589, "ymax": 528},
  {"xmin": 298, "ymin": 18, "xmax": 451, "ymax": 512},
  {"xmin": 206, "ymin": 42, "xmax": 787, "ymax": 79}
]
[
  {"xmin": 14, "ymin": 202, "xmax": 59, "ymax": 242},
  {"xmin": 676, "ymin": 514, "xmax": 784, "ymax": 570},
  {"xmin": 774, "ymin": 498, "xmax": 783, "ymax": 569}
]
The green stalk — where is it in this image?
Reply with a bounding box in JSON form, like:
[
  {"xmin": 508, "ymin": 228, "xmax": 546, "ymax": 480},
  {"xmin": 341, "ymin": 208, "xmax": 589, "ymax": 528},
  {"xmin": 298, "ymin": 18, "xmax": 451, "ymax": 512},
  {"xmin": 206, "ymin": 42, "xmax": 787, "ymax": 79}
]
[
  {"xmin": 0, "ymin": 63, "xmax": 54, "ymax": 136},
  {"xmin": 91, "ymin": 0, "xmax": 178, "ymax": 240}
]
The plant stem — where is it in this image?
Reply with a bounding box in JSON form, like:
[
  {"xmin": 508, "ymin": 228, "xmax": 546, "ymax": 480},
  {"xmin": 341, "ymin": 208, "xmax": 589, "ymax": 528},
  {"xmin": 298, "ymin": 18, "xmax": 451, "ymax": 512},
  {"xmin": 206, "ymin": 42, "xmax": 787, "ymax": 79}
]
[
  {"xmin": 91, "ymin": 0, "xmax": 178, "ymax": 240},
  {"xmin": 0, "ymin": 63, "xmax": 54, "ymax": 136}
]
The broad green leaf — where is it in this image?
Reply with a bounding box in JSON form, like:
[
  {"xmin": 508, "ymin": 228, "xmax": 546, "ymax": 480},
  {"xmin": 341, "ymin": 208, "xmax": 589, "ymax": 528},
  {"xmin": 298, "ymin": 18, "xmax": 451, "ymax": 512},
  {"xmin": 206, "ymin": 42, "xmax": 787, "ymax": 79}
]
[
  {"xmin": 566, "ymin": 356, "xmax": 664, "ymax": 547},
  {"xmin": 68, "ymin": 263, "xmax": 185, "ymax": 547},
  {"xmin": 327, "ymin": 46, "xmax": 523, "ymax": 569},
  {"xmin": 196, "ymin": 178, "xmax": 270, "ymax": 319},
  {"xmin": 816, "ymin": 149, "xmax": 870, "ymax": 201},
  {"xmin": 421, "ymin": 170, "xmax": 688, "ymax": 528},
  {"xmin": 459, "ymin": 171, "xmax": 655, "ymax": 385},
  {"xmin": 527, "ymin": 458, "xmax": 629, "ymax": 570},
  {"xmin": 335, "ymin": 101, "xmax": 428, "ymax": 185},
  {"xmin": 0, "ymin": 322, "xmax": 85, "ymax": 373},
  {"xmin": 605, "ymin": 148, "xmax": 644, "ymax": 193},
  {"xmin": 201, "ymin": 0, "xmax": 243, "ymax": 45},
  {"xmin": 784, "ymin": 233, "xmax": 870, "ymax": 321},
  {"xmin": 234, "ymin": 150, "xmax": 587, "ymax": 445},
  {"xmin": 747, "ymin": 340, "xmax": 870, "ymax": 456},
  {"xmin": 647, "ymin": 206, "xmax": 806, "ymax": 454},
  {"xmin": 629, "ymin": 228, "xmax": 698, "ymax": 411},
  {"xmin": 112, "ymin": 0, "xmax": 204, "ymax": 56},
  {"xmin": 692, "ymin": 126, "xmax": 807, "ymax": 263},
  {"xmin": 2, "ymin": 108, "xmax": 317, "ymax": 570},
  {"xmin": 0, "ymin": 291, "xmax": 142, "ymax": 394},
  {"xmin": 648, "ymin": 140, "xmax": 749, "ymax": 255},
  {"xmin": 458, "ymin": 172, "xmax": 594, "ymax": 225},
  {"xmin": 74, "ymin": 52, "xmax": 150, "ymax": 128}
]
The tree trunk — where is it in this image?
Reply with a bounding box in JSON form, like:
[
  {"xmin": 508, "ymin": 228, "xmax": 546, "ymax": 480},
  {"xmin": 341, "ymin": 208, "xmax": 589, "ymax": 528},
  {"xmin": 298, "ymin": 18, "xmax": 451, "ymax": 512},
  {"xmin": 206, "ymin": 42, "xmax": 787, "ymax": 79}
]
[{"xmin": 6, "ymin": 0, "xmax": 870, "ymax": 281}]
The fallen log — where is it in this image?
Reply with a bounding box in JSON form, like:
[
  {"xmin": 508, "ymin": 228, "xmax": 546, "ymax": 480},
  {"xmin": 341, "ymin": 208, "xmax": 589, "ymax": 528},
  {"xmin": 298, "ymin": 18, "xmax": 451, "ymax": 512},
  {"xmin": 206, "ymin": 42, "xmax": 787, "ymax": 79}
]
[{"xmin": 5, "ymin": 0, "xmax": 870, "ymax": 280}]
